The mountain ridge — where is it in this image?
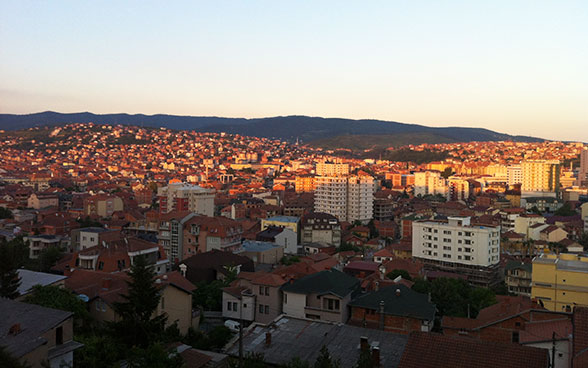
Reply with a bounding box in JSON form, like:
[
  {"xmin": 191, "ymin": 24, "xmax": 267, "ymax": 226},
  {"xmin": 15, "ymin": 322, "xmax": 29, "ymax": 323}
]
[{"xmin": 0, "ymin": 111, "xmax": 544, "ymax": 149}]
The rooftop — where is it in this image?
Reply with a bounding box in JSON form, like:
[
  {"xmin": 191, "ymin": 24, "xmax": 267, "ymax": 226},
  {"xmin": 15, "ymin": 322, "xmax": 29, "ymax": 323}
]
[
  {"xmin": 264, "ymin": 216, "xmax": 300, "ymax": 223},
  {"xmin": 16, "ymin": 269, "xmax": 68, "ymax": 296}
]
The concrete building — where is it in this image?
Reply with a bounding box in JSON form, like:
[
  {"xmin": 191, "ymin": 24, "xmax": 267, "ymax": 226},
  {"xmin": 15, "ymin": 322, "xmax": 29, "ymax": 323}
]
[
  {"xmin": 315, "ymin": 161, "xmax": 350, "ymax": 176},
  {"xmin": 505, "ymin": 261, "xmax": 532, "ymax": 297},
  {"xmin": 83, "ymin": 194, "xmax": 124, "ymax": 218},
  {"xmin": 261, "ymin": 216, "xmax": 300, "ymax": 238},
  {"xmin": 256, "ymin": 226, "xmax": 298, "ymax": 254},
  {"xmin": 27, "ymin": 193, "xmax": 59, "ymax": 210},
  {"xmin": 447, "ymin": 176, "xmax": 471, "ymax": 202},
  {"xmin": 521, "ymin": 160, "xmax": 560, "ymax": 197},
  {"xmin": 157, "ymin": 181, "xmax": 215, "ymax": 216},
  {"xmin": 281, "ymin": 269, "xmax": 360, "ymax": 323},
  {"xmin": 294, "ymin": 176, "xmax": 315, "ymax": 192},
  {"xmin": 578, "ymin": 147, "xmax": 588, "ymax": 186},
  {"xmin": 70, "ymin": 227, "xmax": 120, "ymax": 251},
  {"xmin": 414, "ymin": 171, "xmax": 447, "ymax": 197},
  {"xmin": 314, "ymin": 174, "xmax": 375, "ymax": 223},
  {"xmin": 23, "ymin": 234, "xmax": 67, "ymax": 259},
  {"xmin": 532, "ymin": 253, "xmax": 588, "ymax": 312},
  {"xmin": 0, "ymin": 298, "xmax": 83, "ymax": 368},
  {"xmin": 507, "ymin": 165, "xmax": 523, "ymax": 187},
  {"xmin": 237, "ymin": 240, "xmax": 284, "ymax": 265},
  {"xmin": 301, "ymin": 212, "xmax": 341, "ymax": 247},
  {"xmin": 412, "ymin": 217, "xmax": 501, "ymax": 287}
]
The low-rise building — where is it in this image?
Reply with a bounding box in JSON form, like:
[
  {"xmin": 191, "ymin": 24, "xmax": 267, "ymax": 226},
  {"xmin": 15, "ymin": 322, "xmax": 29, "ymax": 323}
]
[
  {"xmin": 27, "ymin": 193, "xmax": 59, "ymax": 210},
  {"xmin": 281, "ymin": 269, "xmax": 359, "ymax": 323},
  {"xmin": 256, "ymin": 226, "xmax": 298, "ymax": 254},
  {"xmin": 0, "ymin": 298, "xmax": 83, "ymax": 368},
  {"xmin": 237, "ymin": 240, "xmax": 284, "ymax": 265},
  {"xmin": 348, "ymin": 285, "xmax": 435, "ymax": 334},
  {"xmin": 23, "ymin": 234, "xmax": 67, "ymax": 259},
  {"xmin": 505, "ymin": 260, "xmax": 532, "ymax": 297},
  {"xmin": 301, "ymin": 212, "xmax": 341, "ymax": 246}
]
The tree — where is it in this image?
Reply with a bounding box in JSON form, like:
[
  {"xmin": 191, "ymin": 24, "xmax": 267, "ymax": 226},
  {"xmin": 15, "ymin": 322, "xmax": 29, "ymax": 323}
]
[
  {"xmin": 354, "ymin": 347, "xmax": 373, "ymax": 368},
  {"xmin": 280, "ymin": 255, "xmax": 301, "ymax": 265},
  {"xmin": 125, "ymin": 343, "xmax": 184, "ymax": 368},
  {"xmin": 314, "ymin": 346, "xmax": 340, "ymax": 368},
  {"xmin": 110, "ymin": 255, "xmax": 167, "ymax": 348},
  {"xmin": 0, "ymin": 242, "xmax": 21, "ymax": 299},
  {"xmin": 0, "ymin": 207, "xmax": 13, "ymax": 219},
  {"xmin": 283, "ymin": 357, "xmax": 311, "ymax": 368},
  {"xmin": 74, "ymin": 334, "xmax": 121, "ymax": 368},
  {"xmin": 0, "ymin": 345, "xmax": 30, "ymax": 368},
  {"xmin": 24, "ymin": 285, "xmax": 89, "ymax": 322},
  {"xmin": 386, "ymin": 269, "xmax": 412, "ymax": 281},
  {"xmin": 37, "ymin": 246, "xmax": 63, "ymax": 273},
  {"xmin": 554, "ymin": 202, "xmax": 576, "ymax": 217},
  {"xmin": 441, "ymin": 167, "xmax": 454, "ymax": 179}
]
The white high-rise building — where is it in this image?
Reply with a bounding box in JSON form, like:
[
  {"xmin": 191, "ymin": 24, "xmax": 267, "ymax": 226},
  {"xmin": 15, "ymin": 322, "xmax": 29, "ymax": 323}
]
[
  {"xmin": 414, "ymin": 171, "xmax": 448, "ymax": 197},
  {"xmin": 315, "ymin": 161, "xmax": 350, "ymax": 176},
  {"xmin": 412, "ymin": 216, "xmax": 501, "ymax": 287},
  {"xmin": 314, "ymin": 174, "xmax": 374, "ymax": 223},
  {"xmin": 521, "ymin": 160, "xmax": 560, "ymax": 196},
  {"xmin": 507, "ymin": 165, "xmax": 522, "ymax": 187}
]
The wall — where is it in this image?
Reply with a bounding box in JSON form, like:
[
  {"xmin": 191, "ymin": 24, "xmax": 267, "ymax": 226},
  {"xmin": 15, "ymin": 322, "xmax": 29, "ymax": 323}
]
[
  {"xmin": 158, "ymin": 285, "xmax": 194, "ymax": 335},
  {"xmin": 282, "ymin": 291, "xmax": 306, "ymax": 319}
]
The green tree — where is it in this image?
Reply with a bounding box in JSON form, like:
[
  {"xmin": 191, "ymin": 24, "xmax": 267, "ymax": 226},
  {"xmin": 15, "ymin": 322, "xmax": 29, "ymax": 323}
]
[
  {"xmin": 354, "ymin": 348, "xmax": 373, "ymax": 368},
  {"xmin": 314, "ymin": 346, "xmax": 341, "ymax": 368},
  {"xmin": 283, "ymin": 357, "xmax": 311, "ymax": 368},
  {"xmin": 0, "ymin": 345, "xmax": 30, "ymax": 368},
  {"xmin": 468, "ymin": 287, "xmax": 497, "ymax": 317},
  {"xmin": 411, "ymin": 278, "xmax": 431, "ymax": 294},
  {"xmin": 0, "ymin": 242, "xmax": 21, "ymax": 299},
  {"xmin": 110, "ymin": 255, "xmax": 167, "ymax": 348},
  {"xmin": 23, "ymin": 285, "xmax": 89, "ymax": 322},
  {"xmin": 386, "ymin": 269, "xmax": 412, "ymax": 281},
  {"xmin": 554, "ymin": 202, "xmax": 576, "ymax": 216},
  {"xmin": 0, "ymin": 207, "xmax": 13, "ymax": 219},
  {"xmin": 280, "ymin": 255, "xmax": 301, "ymax": 265},
  {"xmin": 37, "ymin": 246, "xmax": 63, "ymax": 273},
  {"xmin": 125, "ymin": 343, "xmax": 184, "ymax": 368},
  {"xmin": 440, "ymin": 167, "xmax": 454, "ymax": 179},
  {"xmin": 74, "ymin": 334, "xmax": 121, "ymax": 368}
]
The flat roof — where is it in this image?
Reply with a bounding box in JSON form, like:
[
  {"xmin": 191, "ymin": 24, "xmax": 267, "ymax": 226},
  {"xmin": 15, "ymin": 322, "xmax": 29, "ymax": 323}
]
[{"xmin": 264, "ymin": 216, "xmax": 300, "ymax": 223}]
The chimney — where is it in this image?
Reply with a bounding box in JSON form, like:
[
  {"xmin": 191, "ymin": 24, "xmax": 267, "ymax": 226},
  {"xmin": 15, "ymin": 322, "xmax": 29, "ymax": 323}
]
[
  {"xmin": 372, "ymin": 346, "xmax": 380, "ymax": 367},
  {"xmin": 265, "ymin": 332, "xmax": 272, "ymax": 347},
  {"xmin": 379, "ymin": 301, "xmax": 385, "ymax": 330},
  {"xmin": 9, "ymin": 323, "xmax": 21, "ymax": 335},
  {"xmin": 360, "ymin": 336, "xmax": 369, "ymax": 352},
  {"xmin": 179, "ymin": 264, "xmax": 187, "ymax": 277},
  {"xmin": 64, "ymin": 267, "xmax": 73, "ymax": 277},
  {"xmin": 101, "ymin": 278, "xmax": 112, "ymax": 290},
  {"xmin": 395, "ymin": 288, "xmax": 401, "ymax": 297}
]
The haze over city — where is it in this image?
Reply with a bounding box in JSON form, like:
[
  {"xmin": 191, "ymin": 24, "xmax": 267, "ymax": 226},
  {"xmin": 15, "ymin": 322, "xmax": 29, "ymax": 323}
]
[{"xmin": 1, "ymin": 1, "xmax": 587, "ymax": 141}]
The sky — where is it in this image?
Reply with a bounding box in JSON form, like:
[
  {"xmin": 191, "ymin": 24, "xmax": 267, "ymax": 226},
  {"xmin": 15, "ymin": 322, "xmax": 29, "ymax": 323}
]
[{"xmin": 1, "ymin": 1, "xmax": 587, "ymax": 141}]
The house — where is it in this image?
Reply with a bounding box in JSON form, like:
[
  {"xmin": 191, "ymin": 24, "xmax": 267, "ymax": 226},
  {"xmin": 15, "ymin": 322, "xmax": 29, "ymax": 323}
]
[
  {"xmin": 23, "ymin": 234, "xmax": 67, "ymax": 259},
  {"xmin": 398, "ymin": 331, "xmax": 550, "ymax": 368},
  {"xmin": 225, "ymin": 316, "xmax": 409, "ymax": 367},
  {"xmin": 70, "ymin": 227, "xmax": 121, "ymax": 251},
  {"xmin": 261, "ymin": 215, "xmax": 300, "ymax": 240},
  {"xmin": 539, "ymin": 225, "xmax": 568, "ymax": 243},
  {"xmin": 65, "ymin": 269, "xmax": 197, "ymax": 334},
  {"xmin": 281, "ymin": 269, "xmax": 360, "ymax": 323},
  {"xmin": 237, "ymin": 240, "xmax": 284, "ymax": 265},
  {"xmin": 221, "ymin": 286, "xmax": 256, "ymax": 325},
  {"xmin": 442, "ymin": 295, "xmax": 570, "ymax": 344},
  {"xmin": 343, "ymin": 261, "xmax": 380, "ymax": 279},
  {"xmin": 0, "ymin": 298, "xmax": 83, "ymax": 368},
  {"xmin": 303, "ymin": 242, "xmax": 336, "ymax": 255},
  {"xmin": 177, "ymin": 249, "xmax": 254, "ymax": 284},
  {"xmin": 373, "ymin": 248, "xmax": 394, "ymax": 264},
  {"xmin": 505, "ymin": 260, "xmax": 532, "ymax": 297},
  {"xmin": 55, "ymin": 237, "xmax": 168, "ymax": 275},
  {"xmin": 83, "ymin": 194, "xmax": 124, "ymax": 218},
  {"xmin": 256, "ymin": 225, "xmax": 298, "ymax": 254},
  {"xmin": 15, "ymin": 269, "xmax": 68, "ymax": 300},
  {"xmin": 301, "ymin": 212, "xmax": 341, "ymax": 246},
  {"xmin": 27, "ymin": 193, "xmax": 59, "ymax": 210},
  {"xmin": 348, "ymin": 285, "xmax": 436, "ymax": 334},
  {"xmin": 233, "ymin": 272, "xmax": 288, "ymax": 324}
]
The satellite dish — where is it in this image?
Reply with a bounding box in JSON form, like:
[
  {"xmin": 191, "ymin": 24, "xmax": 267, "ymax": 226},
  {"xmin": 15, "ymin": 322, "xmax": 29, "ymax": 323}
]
[{"xmin": 77, "ymin": 294, "xmax": 89, "ymax": 303}]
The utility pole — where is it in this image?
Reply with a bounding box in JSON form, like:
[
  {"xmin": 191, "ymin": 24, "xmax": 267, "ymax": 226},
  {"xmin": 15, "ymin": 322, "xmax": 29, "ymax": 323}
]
[
  {"xmin": 239, "ymin": 291, "xmax": 244, "ymax": 367},
  {"xmin": 551, "ymin": 331, "xmax": 556, "ymax": 368}
]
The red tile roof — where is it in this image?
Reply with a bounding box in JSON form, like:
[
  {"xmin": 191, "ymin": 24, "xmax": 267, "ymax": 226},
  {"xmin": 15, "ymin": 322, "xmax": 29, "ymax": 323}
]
[{"xmin": 398, "ymin": 332, "xmax": 549, "ymax": 368}]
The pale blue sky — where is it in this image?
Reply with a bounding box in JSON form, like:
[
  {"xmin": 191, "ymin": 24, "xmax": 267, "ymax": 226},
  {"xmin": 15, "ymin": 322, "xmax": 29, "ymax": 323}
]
[{"xmin": 1, "ymin": 1, "xmax": 587, "ymax": 141}]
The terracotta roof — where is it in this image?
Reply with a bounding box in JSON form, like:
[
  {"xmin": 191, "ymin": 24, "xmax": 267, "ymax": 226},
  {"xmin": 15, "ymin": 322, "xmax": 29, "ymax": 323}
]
[
  {"xmin": 398, "ymin": 332, "xmax": 550, "ymax": 368},
  {"xmin": 519, "ymin": 318, "xmax": 572, "ymax": 343},
  {"xmin": 573, "ymin": 307, "xmax": 588, "ymax": 368}
]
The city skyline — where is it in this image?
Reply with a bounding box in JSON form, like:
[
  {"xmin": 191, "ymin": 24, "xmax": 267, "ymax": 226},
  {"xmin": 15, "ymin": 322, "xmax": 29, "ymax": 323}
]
[{"xmin": 1, "ymin": 1, "xmax": 587, "ymax": 142}]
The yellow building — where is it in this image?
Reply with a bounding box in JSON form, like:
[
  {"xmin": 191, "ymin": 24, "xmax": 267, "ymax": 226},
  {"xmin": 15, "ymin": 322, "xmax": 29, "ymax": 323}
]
[
  {"xmin": 531, "ymin": 253, "xmax": 588, "ymax": 312},
  {"xmin": 295, "ymin": 176, "xmax": 315, "ymax": 192}
]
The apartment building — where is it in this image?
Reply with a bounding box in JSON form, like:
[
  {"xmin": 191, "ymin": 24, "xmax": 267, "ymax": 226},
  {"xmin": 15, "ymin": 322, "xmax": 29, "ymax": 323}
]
[
  {"xmin": 157, "ymin": 181, "xmax": 215, "ymax": 216},
  {"xmin": 577, "ymin": 147, "xmax": 588, "ymax": 186},
  {"xmin": 507, "ymin": 165, "xmax": 522, "ymax": 186},
  {"xmin": 505, "ymin": 261, "xmax": 532, "ymax": 297},
  {"xmin": 301, "ymin": 212, "xmax": 342, "ymax": 246},
  {"xmin": 412, "ymin": 216, "xmax": 501, "ymax": 287},
  {"xmin": 314, "ymin": 174, "xmax": 374, "ymax": 224},
  {"xmin": 294, "ymin": 176, "xmax": 315, "ymax": 192},
  {"xmin": 532, "ymin": 253, "xmax": 588, "ymax": 312},
  {"xmin": 315, "ymin": 161, "xmax": 350, "ymax": 176},
  {"xmin": 447, "ymin": 176, "xmax": 471, "ymax": 202},
  {"xmin": 414, "ymin": 171, "xmax": 447, "ymax": 197},
  {"xmin": 521, "ymin": 160, "xmax": 560, "ymax": 197},
  {"xmin": 27, "ymin": 193, "xmax": 59, "ymax": 209},
  {"xmin": 83, "ymin": 194, "xmax": 124, "ymax": 218}
]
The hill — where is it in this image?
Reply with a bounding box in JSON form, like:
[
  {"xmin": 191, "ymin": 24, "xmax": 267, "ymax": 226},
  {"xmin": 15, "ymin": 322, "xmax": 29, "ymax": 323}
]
[{"xmin": 0, "ymin": 112, "xmax": 543, "ymax": 150}]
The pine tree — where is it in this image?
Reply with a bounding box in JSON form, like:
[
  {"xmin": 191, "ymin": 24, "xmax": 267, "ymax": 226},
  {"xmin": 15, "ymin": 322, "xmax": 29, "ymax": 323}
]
[
  {"xmin": 111, "ymin": 255, "xmax": 166, "ymax": 348},
  {"xmin": 314, "ymin": 346, "xmax": 341, "ymax": 368},
  {"xmin": 0, "ymin": 242, "xmax": 21, "ymax": 299}
]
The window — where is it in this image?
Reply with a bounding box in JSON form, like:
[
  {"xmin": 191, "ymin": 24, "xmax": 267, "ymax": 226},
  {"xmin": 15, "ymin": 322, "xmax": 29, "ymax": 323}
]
[
  {"xmin": 324, "ymin": 298, "xmax": 340, "ymax": 311},
  {"xmin": 227, "ymin": 302, "xmax": 232, "ymax": 311},
  {"xmin": 56, "ymin": 326, "xmax": 63, "ymax": 345},
  {"xmin": 284, "ymin": 294, "xmax": 288, "ymax": 304},
  {"xmin": 233, "ymin": 302, "xmax": 238, "ymax": 311},
  {"xmin": 98, "ymin": 261, "xmax": 104, "ymax": 270},
  {"xmin": 259, "ymin": 304, "xmax": 264, "ymax": 314},
  {"xmin": 265, "ymin": 305, "xmax": 269, "ymax": 314},
  {"xmin": 512, "ymin": 331, "xmax": 519, "ymax": 343}
]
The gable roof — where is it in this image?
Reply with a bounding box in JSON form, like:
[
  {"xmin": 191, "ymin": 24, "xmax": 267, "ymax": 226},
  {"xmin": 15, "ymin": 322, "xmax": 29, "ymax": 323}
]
[
  {"xmin": 281, "ymin": 269, "xmax": 359, "ymax": 298},
  {"xmin": 398, "ymin": 332, "xmax": 549, "ymax": 368},
  {"xmin": 349, "ymin": 285, "xmax": 435, "ymax": 321}
]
